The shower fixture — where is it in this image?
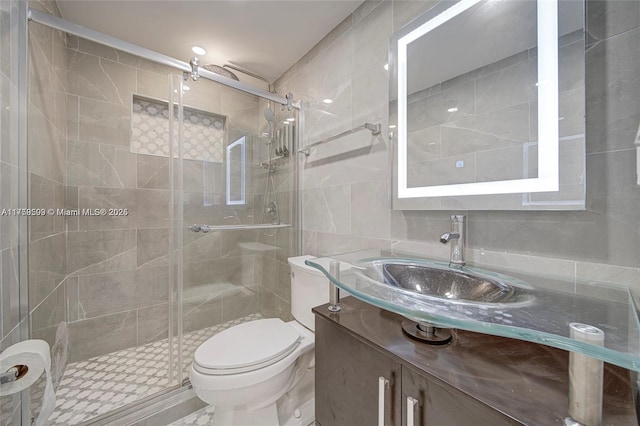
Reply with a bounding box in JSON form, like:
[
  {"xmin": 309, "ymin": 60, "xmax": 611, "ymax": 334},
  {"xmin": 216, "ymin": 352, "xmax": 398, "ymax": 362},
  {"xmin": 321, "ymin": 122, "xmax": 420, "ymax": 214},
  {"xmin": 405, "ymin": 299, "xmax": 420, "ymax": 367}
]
[
  {"xmin": 264, "ymin": 107, "xmax": 276, "ymax": 141},
  {"xmin": 187, "ymin": 58, "xmax": 240, "ymax": 82},
  {"xmin": 265, "ymin": 201, "xmax": 279, "ymax": 220},
  {"xmin": 224, "ymin": 64, "xmax": 271, "ymax": 88},
  {"xmin": 264, "ymin": 107, "xmax": 275, "ymax": 123},
  {"xmin": 202, "ymin": 64, "xmax": 239, "ymax": 81},
  {"xmin": 189, "ymin": 57, "xmax": 200, "ymax": 81}
]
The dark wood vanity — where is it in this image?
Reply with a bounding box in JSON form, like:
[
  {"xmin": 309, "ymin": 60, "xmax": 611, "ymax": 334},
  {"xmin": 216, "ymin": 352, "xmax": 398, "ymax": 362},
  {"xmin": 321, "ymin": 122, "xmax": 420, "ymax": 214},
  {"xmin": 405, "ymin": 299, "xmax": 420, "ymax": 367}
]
[{"xmin": 313, "ymin": 297, "xmax": 638, "ymax": 426}]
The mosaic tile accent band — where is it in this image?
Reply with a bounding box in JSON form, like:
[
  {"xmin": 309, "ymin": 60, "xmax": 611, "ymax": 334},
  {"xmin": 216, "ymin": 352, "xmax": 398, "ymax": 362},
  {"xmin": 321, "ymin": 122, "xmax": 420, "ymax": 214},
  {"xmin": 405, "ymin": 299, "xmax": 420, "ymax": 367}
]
[
  {"xmin": 47, "ymin": 314, "xmax": 261, "ymax": 425},
  {"xmin": 131, "ymin": 96, "xmax": 226, "ymax": 163}
]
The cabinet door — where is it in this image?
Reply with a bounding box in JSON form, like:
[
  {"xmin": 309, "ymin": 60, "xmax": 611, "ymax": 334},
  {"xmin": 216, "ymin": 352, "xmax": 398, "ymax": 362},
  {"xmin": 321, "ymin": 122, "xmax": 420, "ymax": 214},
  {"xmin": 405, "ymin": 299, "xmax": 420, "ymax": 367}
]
[
  {"xmin": 315, "ymin": 317, "xmax": 402, "ymax": 426},
  {"xmin": 402, "ymin": 366, "xmax": 522, "ymax": 426}
]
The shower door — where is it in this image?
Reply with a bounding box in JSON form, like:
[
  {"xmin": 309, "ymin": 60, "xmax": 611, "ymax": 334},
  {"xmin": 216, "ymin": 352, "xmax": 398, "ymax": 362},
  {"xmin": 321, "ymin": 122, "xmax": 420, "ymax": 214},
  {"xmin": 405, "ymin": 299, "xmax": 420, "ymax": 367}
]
[
  {"xmin": 25, "ymin": 29, "xmax": 187, "ymax": 422},
  {"xmin": 171, "ymin": 73, "xmax": 299, "ymax": 385}
]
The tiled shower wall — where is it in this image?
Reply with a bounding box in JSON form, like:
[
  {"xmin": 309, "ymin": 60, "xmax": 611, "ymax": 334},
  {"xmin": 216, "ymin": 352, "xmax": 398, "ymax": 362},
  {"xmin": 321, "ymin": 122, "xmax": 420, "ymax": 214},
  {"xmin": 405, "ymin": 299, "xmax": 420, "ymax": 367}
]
[
  {"xmin": 62, "ymin": 36, "xmax": 278, "ymax": 361},
  {"xmin": 276, "ymin": 0, "xmax": 639, "ymax": 292}
]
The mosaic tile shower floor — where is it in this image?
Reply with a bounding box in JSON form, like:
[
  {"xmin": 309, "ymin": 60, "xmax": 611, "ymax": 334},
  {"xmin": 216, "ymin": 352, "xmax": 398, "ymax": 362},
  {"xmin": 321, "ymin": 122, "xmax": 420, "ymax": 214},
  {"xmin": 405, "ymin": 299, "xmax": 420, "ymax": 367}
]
[{"xmin": 48, "ymin": 314, "xmax": 261, "ymax": 425}]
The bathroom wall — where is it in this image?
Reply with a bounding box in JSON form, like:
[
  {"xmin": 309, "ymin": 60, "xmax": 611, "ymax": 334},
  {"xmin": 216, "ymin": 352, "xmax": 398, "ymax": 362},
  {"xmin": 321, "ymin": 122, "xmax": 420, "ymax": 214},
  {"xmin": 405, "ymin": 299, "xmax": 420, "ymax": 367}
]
[
  {"xmin": 276, "ymin": 0, "xmax": 640, "ymax": 296},
  {"xmin": 0, "ymin": 0, "xmax": 25, "ymax": 424}
]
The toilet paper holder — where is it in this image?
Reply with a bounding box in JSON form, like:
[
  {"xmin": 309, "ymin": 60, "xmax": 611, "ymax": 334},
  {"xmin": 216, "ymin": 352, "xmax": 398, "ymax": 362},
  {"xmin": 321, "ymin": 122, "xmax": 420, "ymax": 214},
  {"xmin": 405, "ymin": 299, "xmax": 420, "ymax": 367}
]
[{"xmin": 0, "ymin": 364, "xmax": 28, "ymax": 385}]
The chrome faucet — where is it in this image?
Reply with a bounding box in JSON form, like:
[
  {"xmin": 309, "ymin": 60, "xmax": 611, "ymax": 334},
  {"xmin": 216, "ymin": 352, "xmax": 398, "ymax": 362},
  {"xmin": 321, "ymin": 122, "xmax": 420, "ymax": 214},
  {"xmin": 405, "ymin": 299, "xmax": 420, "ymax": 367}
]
[{"xmin": 440, "ymin": 215, "xmax": 465, "ymax": 267}]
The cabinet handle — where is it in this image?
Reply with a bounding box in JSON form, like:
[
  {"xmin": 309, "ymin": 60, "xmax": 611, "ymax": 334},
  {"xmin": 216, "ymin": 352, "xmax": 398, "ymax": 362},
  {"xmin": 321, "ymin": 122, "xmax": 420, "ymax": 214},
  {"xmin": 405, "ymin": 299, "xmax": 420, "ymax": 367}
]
[
  {"xmin": 407, "ymin": 396, "xmax": 418, "ymax": 426},
  {"xmin": 378, "ymin": 376, "xmax": 389, "ymax": 426}
]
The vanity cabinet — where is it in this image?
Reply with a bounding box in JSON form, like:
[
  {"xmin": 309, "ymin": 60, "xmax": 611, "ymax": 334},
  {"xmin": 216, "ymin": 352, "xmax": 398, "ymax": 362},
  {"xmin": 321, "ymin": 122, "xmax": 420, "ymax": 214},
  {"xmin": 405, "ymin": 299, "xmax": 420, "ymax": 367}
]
[
  {"xmin": 315, "ymin": 315, "xmax": 519, "ymax": 426},
  {"xmin": 315, "ymin": 318, "xmax": 401, "ymax": 426},
  {"xmin": 401, "ymin": 365, "xmax": 518, "ymax": 426},
  {"xmin": 313, "ymin": 298, "xmax": 637, "ymax": 426}
]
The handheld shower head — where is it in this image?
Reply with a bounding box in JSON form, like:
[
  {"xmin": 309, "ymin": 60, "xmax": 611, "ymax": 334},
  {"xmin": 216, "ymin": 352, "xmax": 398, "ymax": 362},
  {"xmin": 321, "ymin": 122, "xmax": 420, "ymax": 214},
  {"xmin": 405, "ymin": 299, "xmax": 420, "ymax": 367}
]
[
  {"xmin": 263, "ymin": 108, "xmax": 276, "ymax": 145},
  {"xmin": 264, "ymin": 108, "xmax": 275, "ymax": 123}
]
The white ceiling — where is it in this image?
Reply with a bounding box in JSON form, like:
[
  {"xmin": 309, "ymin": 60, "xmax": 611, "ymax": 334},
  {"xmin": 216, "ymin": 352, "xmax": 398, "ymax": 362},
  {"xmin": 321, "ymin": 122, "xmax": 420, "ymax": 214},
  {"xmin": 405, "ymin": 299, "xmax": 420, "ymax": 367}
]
[{"xmin": 56, "ymin": 0, "xmax": 363, "ymax": 83}]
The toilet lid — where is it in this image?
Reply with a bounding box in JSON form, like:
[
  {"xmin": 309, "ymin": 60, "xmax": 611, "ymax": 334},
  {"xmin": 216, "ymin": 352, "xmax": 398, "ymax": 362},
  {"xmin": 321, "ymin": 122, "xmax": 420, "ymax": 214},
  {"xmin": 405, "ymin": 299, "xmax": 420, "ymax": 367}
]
[{"xmin": 193, "ymin": 318, "xmax": 301, "ymax": 375}]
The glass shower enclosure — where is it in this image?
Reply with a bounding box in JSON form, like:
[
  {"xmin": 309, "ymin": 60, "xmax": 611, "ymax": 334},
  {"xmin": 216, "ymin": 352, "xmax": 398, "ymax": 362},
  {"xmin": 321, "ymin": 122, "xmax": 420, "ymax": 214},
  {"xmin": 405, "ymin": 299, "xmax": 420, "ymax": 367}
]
[
  {"xmin": 169, "ymin": 72, "xmax": 299, "ymax": 388},
  {"xmin": 6, "ymin": 4, "xmax": 299, "ymax": 423}
]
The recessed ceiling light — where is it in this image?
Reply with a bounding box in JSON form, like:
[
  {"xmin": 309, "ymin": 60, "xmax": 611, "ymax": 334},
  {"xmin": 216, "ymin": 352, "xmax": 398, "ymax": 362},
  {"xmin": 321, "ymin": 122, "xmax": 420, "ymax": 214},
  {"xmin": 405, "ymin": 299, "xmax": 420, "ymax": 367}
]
[
  {"xmin": 183, "ymin": 85, "xmax": 191, "ymax": 91},
  {"xmin": 447, "ymin": 107, "xmax": 458, "ymax": 112},
  {"xmin": 191, "ymin": 45, "xmax": 207, "ymax": 55},
  {"xmin": 322, "ymin": 98, "xmax": 333, "ymax": 104},
  {"xmin": 384, "ymin": 63, "xmax": 389, "ymax": 71},
  {"xmin": 283, "ymin": 121, "xmax": 290, "ymax": 125},
  {"xmin": 389, "ymin": 125, "xmax": 396, "ymax": 129},
  {"xmin": 286, "ymin": 117, "xmax": 295, "ymax": 122}
]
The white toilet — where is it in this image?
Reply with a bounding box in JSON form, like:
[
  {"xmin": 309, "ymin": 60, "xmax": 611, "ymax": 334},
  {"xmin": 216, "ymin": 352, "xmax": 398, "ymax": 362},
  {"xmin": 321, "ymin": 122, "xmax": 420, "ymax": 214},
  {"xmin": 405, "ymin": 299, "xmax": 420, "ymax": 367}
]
[{"xmin": 189, "ymin": 255, "xmax": 340, "ymax": 426}]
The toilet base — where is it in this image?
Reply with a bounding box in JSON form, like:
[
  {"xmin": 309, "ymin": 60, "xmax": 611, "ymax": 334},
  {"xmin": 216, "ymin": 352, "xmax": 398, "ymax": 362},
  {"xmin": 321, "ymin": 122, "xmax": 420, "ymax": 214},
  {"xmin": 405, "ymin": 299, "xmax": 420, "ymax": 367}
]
[
  {"xmin": 210, "ymin": 396, "xmax": 315, "ymax": 426},
  {"xmin": 280, "ymin": 396, "xmax": 315, "ymax": 426},
  {"xmin": 278, "ymin": 364, "xmax": 315, "ymax": 426},
  {"xmin": 214, "ymin": 404, "xmax": 280, "ymax": 426}
]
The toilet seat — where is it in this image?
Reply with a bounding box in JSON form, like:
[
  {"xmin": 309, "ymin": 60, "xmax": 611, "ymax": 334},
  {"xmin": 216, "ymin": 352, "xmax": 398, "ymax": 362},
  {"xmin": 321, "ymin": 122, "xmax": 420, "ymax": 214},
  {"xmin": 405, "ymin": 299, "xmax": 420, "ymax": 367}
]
[{"xmin": 193, "ymin": 318, "xmax": 302, "ymax": 375}]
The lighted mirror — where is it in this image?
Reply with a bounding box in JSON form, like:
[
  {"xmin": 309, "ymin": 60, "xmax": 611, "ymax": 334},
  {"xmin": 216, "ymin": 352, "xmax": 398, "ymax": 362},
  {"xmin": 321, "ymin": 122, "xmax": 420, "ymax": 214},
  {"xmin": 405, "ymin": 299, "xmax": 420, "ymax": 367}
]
[
  {"xmin": 390, "ymin": 0, "xmax": 585, "ymax": 210},
  {"xmin": 226, "ymin": 136, "xmax": 246, "ymax": 205}
]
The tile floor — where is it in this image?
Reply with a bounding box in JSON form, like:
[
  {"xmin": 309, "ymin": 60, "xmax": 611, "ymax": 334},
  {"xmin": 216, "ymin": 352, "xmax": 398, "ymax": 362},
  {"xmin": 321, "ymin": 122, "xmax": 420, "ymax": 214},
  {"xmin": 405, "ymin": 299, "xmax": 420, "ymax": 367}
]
[{"xmin": 47, "ymin": 314, "xmax": 261, "ymax": 425}]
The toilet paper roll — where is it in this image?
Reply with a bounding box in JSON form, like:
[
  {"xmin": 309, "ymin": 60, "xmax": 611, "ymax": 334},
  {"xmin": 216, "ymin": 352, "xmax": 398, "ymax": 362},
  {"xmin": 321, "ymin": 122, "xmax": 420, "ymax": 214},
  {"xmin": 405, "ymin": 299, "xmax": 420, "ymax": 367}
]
[{"xmin": 0, "ymin": 340, "xmax": 56, "ymax": 426}]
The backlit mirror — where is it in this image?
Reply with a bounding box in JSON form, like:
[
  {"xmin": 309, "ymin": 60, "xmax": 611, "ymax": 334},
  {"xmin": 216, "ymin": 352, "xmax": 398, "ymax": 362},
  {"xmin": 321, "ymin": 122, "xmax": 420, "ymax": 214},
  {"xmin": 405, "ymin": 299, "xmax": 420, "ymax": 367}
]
[
  {"xmin": 226, "ymin": 136, "xmax": 246, "ymax": 205},
  {"xmin": 390, "ymin": 0, "xmax": 585, "ymax": 210}
]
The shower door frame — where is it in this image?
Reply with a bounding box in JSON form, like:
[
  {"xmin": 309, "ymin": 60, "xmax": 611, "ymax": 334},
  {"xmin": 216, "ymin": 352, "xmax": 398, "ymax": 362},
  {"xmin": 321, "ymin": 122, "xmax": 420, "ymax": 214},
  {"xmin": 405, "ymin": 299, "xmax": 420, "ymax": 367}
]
[{"xmin": 27, "ymin": 8, "xmax": 290, "ymax": 106}]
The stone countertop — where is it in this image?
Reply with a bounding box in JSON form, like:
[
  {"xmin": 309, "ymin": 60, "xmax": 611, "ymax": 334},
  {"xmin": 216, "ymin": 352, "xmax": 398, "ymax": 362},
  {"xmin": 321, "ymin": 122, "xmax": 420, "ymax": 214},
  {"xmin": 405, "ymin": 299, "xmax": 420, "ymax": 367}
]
[{"xmin": 313, "ymin": 297, "xmax": 638, "ymax": 425}]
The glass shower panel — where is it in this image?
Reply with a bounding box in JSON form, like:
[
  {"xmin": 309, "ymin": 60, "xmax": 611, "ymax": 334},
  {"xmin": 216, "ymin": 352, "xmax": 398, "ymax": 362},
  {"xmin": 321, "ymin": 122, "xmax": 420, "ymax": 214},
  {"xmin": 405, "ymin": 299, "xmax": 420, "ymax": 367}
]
[
  {"xmin": 174, "ymin": 75, "xmax": 298, "ymax": 381},
  {"xmin": 29, "ymin": 32, "xmax": 181, "ymax": 423}
]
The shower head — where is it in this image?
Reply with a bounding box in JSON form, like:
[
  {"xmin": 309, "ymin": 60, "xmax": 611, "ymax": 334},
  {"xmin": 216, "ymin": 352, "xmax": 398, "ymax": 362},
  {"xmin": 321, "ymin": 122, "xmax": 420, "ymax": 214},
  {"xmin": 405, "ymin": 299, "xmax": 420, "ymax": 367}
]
[
  {"xmin": 202, "ymin": 64, "xmax": 239, "ymax": 81},
  {"xmin": 263, "ymin": 108, "xmax": 275, "ymax": 124}
]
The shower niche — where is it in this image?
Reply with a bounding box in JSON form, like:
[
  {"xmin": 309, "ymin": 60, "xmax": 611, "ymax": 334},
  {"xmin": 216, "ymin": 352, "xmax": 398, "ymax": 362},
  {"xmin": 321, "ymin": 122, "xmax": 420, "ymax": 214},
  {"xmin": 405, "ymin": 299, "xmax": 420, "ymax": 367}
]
[{"xmin": 131, "ymin": 94, "xmax": 227, "ymax": 163}]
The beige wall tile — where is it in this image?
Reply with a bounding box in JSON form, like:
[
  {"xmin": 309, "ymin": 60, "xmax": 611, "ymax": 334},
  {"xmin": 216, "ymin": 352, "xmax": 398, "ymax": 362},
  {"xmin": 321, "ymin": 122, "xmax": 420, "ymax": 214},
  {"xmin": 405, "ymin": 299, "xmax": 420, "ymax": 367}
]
[
  {"xmin": 67, "ymin": 229, "xmax": 137, "ymax": 274},
  {"xmin": 67, "ymin": 50, "xmax": 136, "ymax": 105},
  {"xmin": 67, "ymin": 141, "xmax": 137, "ymax": 188},
  {"xmin": 77, "ymin": 266, "xmax": 169, "ymax": 318},
  {"xmin": 68, "ymin": 310, "xmax": 137, "ymax": 362},
  {"xmin": 222, "ymin": 286, "xmax": 259, "ymax": 322},
  {"xmin": 29, "ymin": 174, "xmax": 65, "ymax": 240},
  {"xmin": 77, "ymin": 97, "xmax": 131, "ymax": 146},
  {"xmin": 137, "ymin": 303, "xmax": 169, "ymax": 345}
]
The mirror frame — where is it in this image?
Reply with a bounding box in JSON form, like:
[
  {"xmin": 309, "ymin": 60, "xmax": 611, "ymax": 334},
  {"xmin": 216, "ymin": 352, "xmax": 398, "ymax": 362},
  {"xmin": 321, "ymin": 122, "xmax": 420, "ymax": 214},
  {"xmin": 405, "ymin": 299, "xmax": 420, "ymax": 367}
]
[{"xmin": 393, "ymin": 0, "xmax": 560, "ymax": 200}]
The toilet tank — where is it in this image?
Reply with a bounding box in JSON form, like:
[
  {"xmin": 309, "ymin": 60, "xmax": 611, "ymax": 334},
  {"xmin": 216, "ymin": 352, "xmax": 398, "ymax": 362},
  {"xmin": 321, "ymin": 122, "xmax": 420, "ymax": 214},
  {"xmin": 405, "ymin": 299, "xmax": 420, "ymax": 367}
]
[{"xmin": 288, "ymin": 255, "xmax": 349, "ymax": 331}]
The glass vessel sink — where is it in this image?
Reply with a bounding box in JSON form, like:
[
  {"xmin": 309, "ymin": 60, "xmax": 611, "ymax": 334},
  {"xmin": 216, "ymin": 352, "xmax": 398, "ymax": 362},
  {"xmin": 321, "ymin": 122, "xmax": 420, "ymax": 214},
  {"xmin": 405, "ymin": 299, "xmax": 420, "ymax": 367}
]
[
  {"xmin": 377, "ymin": 260, "xmax": 524, "ymax": 305},
  {"xmin": 306, "ymin": 249, "xmax": 640, "ymax": 373}
]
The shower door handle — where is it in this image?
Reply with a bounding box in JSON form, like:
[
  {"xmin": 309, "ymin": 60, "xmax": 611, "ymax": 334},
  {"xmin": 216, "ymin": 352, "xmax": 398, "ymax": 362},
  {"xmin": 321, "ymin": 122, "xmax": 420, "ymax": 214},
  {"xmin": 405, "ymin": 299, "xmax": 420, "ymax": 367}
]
[{"xmin": 189, "ymin": 224, "xmax": 211, "ymax": 233}]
